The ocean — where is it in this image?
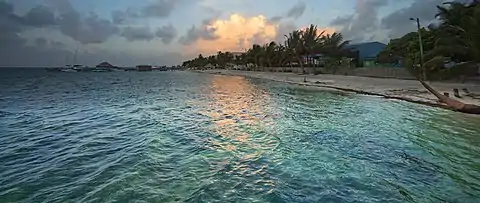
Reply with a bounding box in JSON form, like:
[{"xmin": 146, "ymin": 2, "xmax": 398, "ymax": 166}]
[{"xmin": 1, "ymin": 68, "xmax": 479, "ymax": 202}]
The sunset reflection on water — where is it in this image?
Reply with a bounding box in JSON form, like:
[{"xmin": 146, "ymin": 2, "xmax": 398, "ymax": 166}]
[{"xmin": 200, "ymin": 75, "xmax": 278, "ymax": 154}]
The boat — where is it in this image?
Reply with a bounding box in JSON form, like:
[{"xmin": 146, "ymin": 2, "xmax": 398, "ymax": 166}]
[
  {"xmin": 61, "ymin": 67, "xmax": 78, "ymax": 72},
  {"xmin": 60, "ymin": 49, "xmax": 87, "ymax": 72}
]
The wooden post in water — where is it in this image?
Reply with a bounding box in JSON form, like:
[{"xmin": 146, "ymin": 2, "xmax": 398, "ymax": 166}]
[{"xmin": 453, "ymin": 88, "xmax": 461, "ymax": 98}]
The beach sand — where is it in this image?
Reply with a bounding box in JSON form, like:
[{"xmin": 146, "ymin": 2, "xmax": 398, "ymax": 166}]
[{"xmin": 199, "ymin": 69, "xmax": 480, "ymax": 111}]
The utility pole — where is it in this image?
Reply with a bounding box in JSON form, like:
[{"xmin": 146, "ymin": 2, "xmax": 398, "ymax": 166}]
[{"xmin": 410, "ymin": 17, "xmax": 426, "ymax": 80}]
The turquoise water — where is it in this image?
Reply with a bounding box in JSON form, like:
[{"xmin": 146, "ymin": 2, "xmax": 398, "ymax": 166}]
[{"xmin": 1, "ymin": 69, "xmax": 479, "ymax": 202}]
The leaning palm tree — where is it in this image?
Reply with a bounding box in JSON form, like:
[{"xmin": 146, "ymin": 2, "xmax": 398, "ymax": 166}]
[{"xmin": 418, "ymin": 1, "xmax": 480, "ymax": 114}]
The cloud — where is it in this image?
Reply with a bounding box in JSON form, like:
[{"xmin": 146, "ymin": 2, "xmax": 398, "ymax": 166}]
[
  {"xmin": 1, "ymin": 0, "xmax": 187, "ymax": 67},
  {"xmin": 48, "ymin": 0, "xmax": 119, "ymax": 44},
  {"xmin": 329, "ymin": 0, "xmax": 388, "ymax": 42},
  {"xmin": 0, "ymin": 1, "xmax": 13, "ymax": 14},
  {"xmin": 111, "ymin": 8, "xmax": 139, "ymax": 24},
  {"xmin": 118, "ymin": 24, "xmax": 177, "ymax": 43},
  {"xmin": 121, "ymin": 26, "xmax": 155, "ymax": 42},
  {"xmin": 111, "ymin": 0, "xmax": 179, "ymax": 24},
  {"xmin": 0, "ymin": 1, "xmax": 27, "ymax": 47},
  {"xmin": 287, "ymin": 1, "xmax": 306, "ymax": 19},
  {"xmin": 22, "ymin": 5, "xmax": 57, "ymax": 27},
  {"xmin": 274, "ymin": 21, "xmax": 297, "ymax": 42},
  {"xmin": 179, "ymin": 12, "xmax": 337, "ymax": 55},
  {"xmin": 381, "ymin": 0, "xmax": 444, "ymax": 38},
  {"xmin": 330, "ymin": 15, "xmax": 354, "ymax": 26},
  {"xmin": 0, "ymin": 2, "xmax": 56, "ymax": 28},
  {"xmin": 35, "ymin": 37, "xmax": 48, "ymax": 47},
  {"xmin": 179, "ymin": 18, "xmax": 219, "ymax": 45},
  {"xmin": 180, "ymin": 14, "xmax": 277, "ymax": 54},
  {"xmin": 269, "ymin": 1, "xmax": 307, "ymax": 23},
  {"xmin": 141, "ymin": 0, "xmax": 177, "ymax": 18},
  {"xmin": 182, "ymin": 13, "xmax": 332, "ymax": 55},
  {"xmin": 155, "ymin": 24, "xmax": 177, "ymax": 44},
  {"xmin": 330, "ymin": 0, "xmax": 462, "ymax": 42},
  {"xmin": 0, "ymin": 1, "xmax": 71, "ymax": 67}
]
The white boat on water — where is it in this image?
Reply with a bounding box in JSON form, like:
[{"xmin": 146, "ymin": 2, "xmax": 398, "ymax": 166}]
[
  {"xmin": 60, "ymin": 49, "xmax": 86, "ymax": 72},
  {"xmin": 61, "ymin": 64, "xmax": 85, "ymax": 72},
  {"xmin": 61, "ymin": 68, "xmax": 78, "ymax": 72}
]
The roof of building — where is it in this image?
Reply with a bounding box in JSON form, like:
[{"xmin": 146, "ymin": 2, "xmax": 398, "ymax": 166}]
[
  {"xmin": 96, "ymin": 61, "xmax": 114, "ymax": 67},
  {"xmin": 345, "ymin": 42, "xmax": 386, "ymax": 60}
]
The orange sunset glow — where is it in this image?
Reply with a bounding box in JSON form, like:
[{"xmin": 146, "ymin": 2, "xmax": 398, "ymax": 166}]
[{"xmin": 183, "ymin": 13, "xmax": 336, "ymax": 55}]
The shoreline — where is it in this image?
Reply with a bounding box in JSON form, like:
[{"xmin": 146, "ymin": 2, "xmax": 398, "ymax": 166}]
[{"xmin": 196, "ymin": 69, "xmax": 480, "ymax": 113}]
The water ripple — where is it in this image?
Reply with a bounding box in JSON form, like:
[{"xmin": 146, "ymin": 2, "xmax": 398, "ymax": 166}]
[{"xmin": 0, "ymin": 70, "xmax": 479, "ymax": 202}]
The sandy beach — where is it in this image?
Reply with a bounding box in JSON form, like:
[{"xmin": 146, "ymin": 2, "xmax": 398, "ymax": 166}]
[{"xmin": 199, "ymin": 69, "xmax": 480, "ymax": 111}]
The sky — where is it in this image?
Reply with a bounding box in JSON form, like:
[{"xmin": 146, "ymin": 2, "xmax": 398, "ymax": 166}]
[{"xmin": 0, "ymin": 0, "xmax": 454, "ymax": 67}]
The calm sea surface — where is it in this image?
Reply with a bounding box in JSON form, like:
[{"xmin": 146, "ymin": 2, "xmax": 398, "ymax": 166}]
[{"xmin": 0, "ymin": 69, "xmax": 479, "ymax": 203}]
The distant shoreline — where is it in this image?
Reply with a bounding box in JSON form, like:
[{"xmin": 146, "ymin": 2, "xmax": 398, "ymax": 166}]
[{"xmin": 196, "ymin": 69, "xmax": 480, "ymax": 114}]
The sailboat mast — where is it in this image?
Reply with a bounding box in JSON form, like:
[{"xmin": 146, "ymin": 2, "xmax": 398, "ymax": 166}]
[{"xmin": 73, "ymin": 49, "xmax": 78, "ymax": 65}]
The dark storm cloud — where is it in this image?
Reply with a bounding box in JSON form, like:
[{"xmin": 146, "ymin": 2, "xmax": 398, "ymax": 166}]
[
  {"xmin": 0, "ymin": 1, "xmax": 71, "ymax": 67},
  {"xmin": 0, "ymin": 1, "xmax": 26, "ymax": 47},
  {"xmin": 141, "ymin": 0, "xmax": 176, "ymax": 18},
  {"xmin": 179, "ymin": 18, "xmax": 219, "ymax": 45},
  {"xmin": 0, "ymin": 0, "xmax": 13, "ymax": 14},
  {"xmin": 330, "ymin": 0, "xmax": 471, "ymax": 42},
  {"xmin": 155, "ymin": 24, "xmax": 177, "ymax": 44},
  {"xmin": 22, "ymin": 5, "xmax": 56, "ymax": 27},
  {"xmin": 35, "ymin": 37, "xmax": 48, "ymax": 47},
  {"xmin": 286, "ymin": 1, "xmax": 306, "ymax": 19},
  {"xmin": 330, "ymin": 0, "xmax": 388, "ymax": 42},
  {"xmin": 121, "ymin": 26, "xmax": 155, "ymax": 42},
  {"xmin": 0, "ymin": 2, "xmax": 67, "ymax": 67},
  {"xmin": 269, "ymin": 16, "xmax": 283, "ymax": 23},
  {"xmin": 111, "ymin": 8, "xmax": 139, "ymax": 24},
  {"xmin": 269, "ymin": 1, "xmax": 306, "ymax": 23},
  {"xmin": 381, "ymin": 0, "xmax": 443, "ymax": 38},
  {"xmin": 120, "ymin": 24, "xmax": 177, "ymax": 44},
  {"xmin": 50, "ymin": 40, "xmax": 65, "ymax": 48},
  {"xmin": 111, "ymin": 0, "xmax": 179, "ymax": 24},
  {"xmin": 47, "ymin": 0, "xmax": 119, "ymax": 44},
  {"xmin": 380, "ymin": 0, "xmax": 475, "ymax": 38},
  {"xmin": 330, "ymin": 15, "xmax": 354, "ymax": 26},
  {"xmin": 0, "ymin": 0, "xmax": 186, "ymax": 67},
  {"xmin": 0, "ymin": 1, "xmax": 56, "ymax": 27}
]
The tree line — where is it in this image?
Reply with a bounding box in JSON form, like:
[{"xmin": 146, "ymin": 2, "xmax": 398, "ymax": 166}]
[
  {"xmin": 183, "ymin": 1, "xmax": 480, "ymax": 79},
  {"xmin": 378, "ymin": 0, "xmax": 480, "ymax": 80},
  {"xmin": 182, "ymin": 25, "xmax": 355, "ymax": 74}
]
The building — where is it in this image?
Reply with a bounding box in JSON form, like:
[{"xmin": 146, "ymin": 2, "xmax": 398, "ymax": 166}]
[{"xmin": 346, "ymin": 42, "xmax": 386, "ymax": 67}]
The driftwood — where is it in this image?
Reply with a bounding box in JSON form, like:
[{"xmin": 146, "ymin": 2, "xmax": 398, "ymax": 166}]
[{"xmin": 419, "ymin": 80, "xmax": 480, "ymax": 114}]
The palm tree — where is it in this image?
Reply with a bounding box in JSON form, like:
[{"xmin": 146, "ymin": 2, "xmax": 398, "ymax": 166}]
[
  {"xmin": 320, "ymin": 33, "xmax": 350, "ymax": 56},
  {"xmin": 263, "ymin": 41, "xmax": 278, "ymax": 68},
  {"xmin": 430, "ymin": 1, "xmax": 480, "ymax": 70},
  {"xmin": 285, "ymin": 30, "xmax": 305, "ymax": 73},
  {"xmin": 302, "ymin": 24, "xmax": 324, "ymax": 67},
  {"xmin": 417, "ymin": 1, "xmax": 480, "ymax": 114},
  {"xmin": 248, "ymin": 44, "xmax": 264, "ymax": 71}
]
